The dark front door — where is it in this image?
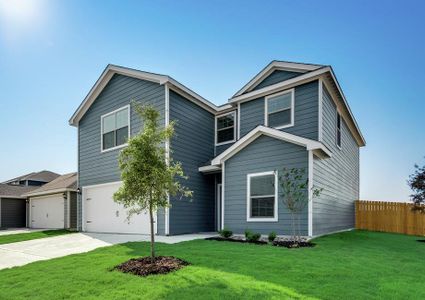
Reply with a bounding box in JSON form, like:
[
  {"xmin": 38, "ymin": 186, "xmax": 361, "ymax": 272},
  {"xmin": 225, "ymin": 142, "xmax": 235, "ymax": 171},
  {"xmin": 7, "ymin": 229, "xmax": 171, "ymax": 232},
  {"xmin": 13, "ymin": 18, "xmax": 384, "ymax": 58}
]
[{"xmin": 1, "ymin": 198, "xmax": 27, "ymax": 228}]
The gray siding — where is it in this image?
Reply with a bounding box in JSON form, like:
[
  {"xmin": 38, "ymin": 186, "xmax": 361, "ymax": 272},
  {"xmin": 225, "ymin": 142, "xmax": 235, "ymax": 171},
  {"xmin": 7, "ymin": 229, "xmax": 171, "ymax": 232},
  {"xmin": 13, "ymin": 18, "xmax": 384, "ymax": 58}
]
[
  {"xmin": 78, "ymin": 74, "xmax": 165, "ymax": 229},
  {"xmin": 312, "ymin": 85, "xmax": 360, "ymax": 236},
  {"xmin": 224, "ymin": 135, "xmax": 308, "ymax": 235},
  {"xmin": 215, "ymin": 142, "xmax": 233, "ymax": 156},
  {"xmin": 253, "ymin": 70, "xmax": 302, "ymax": 91},
  {"xmin": 169, "ymin": 90, "xmax": 215, "ymax": 234},
  {"xmin": 239, "ymin": 81, "xmax": 319, "ymax": 140}
]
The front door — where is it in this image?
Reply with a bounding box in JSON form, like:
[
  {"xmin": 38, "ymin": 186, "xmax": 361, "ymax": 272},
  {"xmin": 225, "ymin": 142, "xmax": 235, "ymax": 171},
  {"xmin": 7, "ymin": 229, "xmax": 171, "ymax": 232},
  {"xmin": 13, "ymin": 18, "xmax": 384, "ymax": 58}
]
[{"xmin": 216, "ymin": 184, "xmax": 222, "ymax": 231}]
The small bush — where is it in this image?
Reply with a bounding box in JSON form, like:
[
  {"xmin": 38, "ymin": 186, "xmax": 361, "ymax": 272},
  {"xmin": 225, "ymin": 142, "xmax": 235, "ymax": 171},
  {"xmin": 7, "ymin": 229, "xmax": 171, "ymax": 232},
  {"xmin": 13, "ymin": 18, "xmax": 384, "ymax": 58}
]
[
  {"xmin": 247, "ymin": 232, "xmax": 261, "ymax": 242},
  {"xmin": 268, "ymin": 231, "xmax": 277, "ymax": 242},
  {"xmin": 244, "ymin": 229, "xmax": 253, "ymax": 240},
  {"xmin": 218, "ymin": 228, "xmax": 232, "ymax": 238}
]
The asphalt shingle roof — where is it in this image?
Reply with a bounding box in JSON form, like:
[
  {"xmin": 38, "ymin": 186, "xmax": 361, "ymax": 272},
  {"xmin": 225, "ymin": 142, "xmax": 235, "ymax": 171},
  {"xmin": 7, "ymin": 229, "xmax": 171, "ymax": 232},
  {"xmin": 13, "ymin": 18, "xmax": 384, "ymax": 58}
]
[
  {"xmin": 2, "ymin": 170, "xmax": 60, "ymax": 184},
  {"xmin": 24, "ymin": 173, "xmax": 77, "ymax": 196},
  {"xmin": 0, "ymin": 184, "xmax": 38, "ymax": 198}
]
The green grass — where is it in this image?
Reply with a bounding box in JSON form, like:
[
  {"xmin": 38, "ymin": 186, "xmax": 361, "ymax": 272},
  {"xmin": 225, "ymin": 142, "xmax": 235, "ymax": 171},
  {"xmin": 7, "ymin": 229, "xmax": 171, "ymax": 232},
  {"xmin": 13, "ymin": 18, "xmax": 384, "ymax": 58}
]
[
  {"xmin": 0, "ymin": 229, "xmax": 71, "ymax": 245},
  {"xmin": 0, "ymin": 230, "xmax": 424, "ymax": 299}
]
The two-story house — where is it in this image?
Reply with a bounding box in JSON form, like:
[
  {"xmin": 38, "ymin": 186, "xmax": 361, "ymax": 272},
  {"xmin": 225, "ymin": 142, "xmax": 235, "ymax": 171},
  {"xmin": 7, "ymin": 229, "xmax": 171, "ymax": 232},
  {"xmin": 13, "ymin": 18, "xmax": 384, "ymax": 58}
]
[{"xmin": 69, "ymin": 60, "xmax": 365, "ymax": 237}]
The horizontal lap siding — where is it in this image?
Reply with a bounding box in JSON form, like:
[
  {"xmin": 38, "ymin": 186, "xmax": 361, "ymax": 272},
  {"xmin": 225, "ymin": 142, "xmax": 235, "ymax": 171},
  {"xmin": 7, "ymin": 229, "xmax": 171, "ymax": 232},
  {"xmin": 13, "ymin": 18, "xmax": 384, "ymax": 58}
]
[
  {"xmin": 239, "ymin": 81, "xmax": 319, "ymax": 140},
  {"xmin": 253, "ymin": 70, "xmax": 302, "ymax": 90},
  {"xmin": 313, "ymin": 85, "xmax": 359, "ymax": 236},
  {"xmin": 224, "ymin": 135, "xmax": 308, "ymax": 235},
  {"xmin": 169, "ymin": 90, "xmax": 215, "ymax": 234},
  {"xmin": 78, "ymin": 74, "xmax": 165, "ymax": 230}
]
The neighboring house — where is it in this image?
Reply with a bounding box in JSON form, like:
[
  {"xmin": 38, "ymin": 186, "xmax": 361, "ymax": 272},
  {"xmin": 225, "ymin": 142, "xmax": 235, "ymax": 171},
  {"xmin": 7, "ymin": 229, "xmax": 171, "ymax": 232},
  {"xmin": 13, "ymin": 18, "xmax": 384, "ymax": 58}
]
[
  {"xmin": 69, "ymin": 60, "xmax": 365, "ymax": 237},
  {"xmin": 3, "ymin": 170, "xmax": 60, "ymax": 187},
  {"xmin": 24, "ymin": 173, "xmax": 78, "ymax": 230},
  {"xmin": 0, "ymin": 184, "xmax": 37, "ymax": 228}
]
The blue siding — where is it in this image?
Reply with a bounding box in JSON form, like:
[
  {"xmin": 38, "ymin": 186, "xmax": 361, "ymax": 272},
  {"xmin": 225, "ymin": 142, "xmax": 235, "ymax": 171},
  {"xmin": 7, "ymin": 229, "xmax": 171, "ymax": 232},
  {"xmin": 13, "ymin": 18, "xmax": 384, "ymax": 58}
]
[
  {"xmin": 253, "ymin": 70, "xmax": 302, "ymax": 91},
  {"xmin": 239, "ymin": 81, "xmax": 319, "ymax": 140},
  {"xmin": 312, "ymin": 85, "xmax": 360, "ymax": 236},
  {"xmin": 224, "ymin": 135, "xmax": 308, "ymax": 235},
  {"xmin": 78, "ymin": 74, "xmax": 165, "ymax": 229},
  {"xmin": 169, "ymin": 90, "xmax": 215, "ymax": 234}
]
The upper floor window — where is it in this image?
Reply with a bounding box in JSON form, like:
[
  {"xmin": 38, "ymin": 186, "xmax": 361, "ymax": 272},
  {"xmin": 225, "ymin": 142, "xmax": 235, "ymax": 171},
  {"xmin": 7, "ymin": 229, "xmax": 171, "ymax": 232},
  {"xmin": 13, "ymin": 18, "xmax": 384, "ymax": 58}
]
[
  {"xmin": 336, "ymin": 112, "xmax": 342, "ymax": 149},
  {"xmin": 215, "ymin": 111, "xmax": 236, "ymax": 146},
  {"xmin": 101, "ymin": 105, "xmax": 130, "ymax": 152},
  {"xmin": 247, "ymin": 171, "xmax": 278, "ymax": 222},
  {"xmin": 265, "ymin": 89, "xmax": 294, "ymax": 129}
]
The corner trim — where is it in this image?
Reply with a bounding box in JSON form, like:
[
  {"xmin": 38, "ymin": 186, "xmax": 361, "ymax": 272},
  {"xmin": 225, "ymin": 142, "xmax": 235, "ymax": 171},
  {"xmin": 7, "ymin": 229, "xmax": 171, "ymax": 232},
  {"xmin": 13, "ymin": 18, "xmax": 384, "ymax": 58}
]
[
  {"xmin": 165, "ymin": 84, "xmax": 170, "ymax": 235},
  {"xmin": 318, "ymin": 78, "xmax": 323, "ymax": 142},
  {"xmin": 308, "ymin": 150, "xmax": 313, "ymax": 237}
]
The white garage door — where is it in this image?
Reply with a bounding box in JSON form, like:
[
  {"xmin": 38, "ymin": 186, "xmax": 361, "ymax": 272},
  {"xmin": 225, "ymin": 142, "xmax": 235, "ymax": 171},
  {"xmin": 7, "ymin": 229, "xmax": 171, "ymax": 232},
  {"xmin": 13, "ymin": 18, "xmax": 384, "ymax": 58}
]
[
  {"xmin": 30, "ymin": 194, "xmax": 65, "ymax": 229},
  {"xmin": 83, "ymin": 182, "xmax": 153, "ymax": 234}
]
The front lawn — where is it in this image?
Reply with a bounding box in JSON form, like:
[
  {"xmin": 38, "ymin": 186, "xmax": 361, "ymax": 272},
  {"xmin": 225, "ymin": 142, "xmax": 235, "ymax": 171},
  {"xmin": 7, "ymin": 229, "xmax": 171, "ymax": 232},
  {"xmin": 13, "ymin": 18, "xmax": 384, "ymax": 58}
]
[
  {"xmin": 0, "ymin": 230, "xmax": 424, "ymax": 299},
  {"xmin": 0, "ymin": 229, "xmax": 71, "ymax": 245}
]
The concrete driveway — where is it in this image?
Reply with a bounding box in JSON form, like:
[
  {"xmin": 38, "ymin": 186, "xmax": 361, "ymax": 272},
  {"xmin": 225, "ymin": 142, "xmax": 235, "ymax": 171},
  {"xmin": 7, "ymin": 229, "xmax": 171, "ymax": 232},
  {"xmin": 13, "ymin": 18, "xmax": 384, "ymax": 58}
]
[{"xmin": 0, "ymin": 232, "xmax": 215, "ymax": 270}]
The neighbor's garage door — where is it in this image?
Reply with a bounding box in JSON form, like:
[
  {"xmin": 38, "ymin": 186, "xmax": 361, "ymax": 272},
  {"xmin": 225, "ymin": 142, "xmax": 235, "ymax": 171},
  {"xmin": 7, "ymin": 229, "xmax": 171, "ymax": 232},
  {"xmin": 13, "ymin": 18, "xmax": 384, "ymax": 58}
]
[
  {"xmin": 1, "ymin": 198, "xmax": 26, "ymax": 228},
  {"xmin": 30, "ymin": 194, "xmax": 65, "ymax": 229},
  {"xmin": 83, "ymin": 182, "xmax": 153, "ymax": 234}
]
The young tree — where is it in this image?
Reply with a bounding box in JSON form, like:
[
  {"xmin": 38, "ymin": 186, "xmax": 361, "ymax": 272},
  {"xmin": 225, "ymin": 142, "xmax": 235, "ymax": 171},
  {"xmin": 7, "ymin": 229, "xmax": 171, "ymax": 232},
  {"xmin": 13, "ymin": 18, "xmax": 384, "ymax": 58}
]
[
  {"xmin": 113, "ymin": 102, "xmax": 192, "ymax": 260},
  {"xmin": 409, "ymin": 158, "xmax": 425, "ymax": 213},
  {"xmin": 279, "ymin": 168, "xmax": 322, "ymax": 243}
]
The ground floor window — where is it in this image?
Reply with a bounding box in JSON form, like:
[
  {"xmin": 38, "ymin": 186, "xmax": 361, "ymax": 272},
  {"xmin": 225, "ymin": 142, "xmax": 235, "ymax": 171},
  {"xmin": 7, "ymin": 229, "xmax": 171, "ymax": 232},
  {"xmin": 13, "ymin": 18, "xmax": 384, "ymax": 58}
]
[{"xmin": 247, "ymin": 171, "xmax": 278, "ymax": 222}]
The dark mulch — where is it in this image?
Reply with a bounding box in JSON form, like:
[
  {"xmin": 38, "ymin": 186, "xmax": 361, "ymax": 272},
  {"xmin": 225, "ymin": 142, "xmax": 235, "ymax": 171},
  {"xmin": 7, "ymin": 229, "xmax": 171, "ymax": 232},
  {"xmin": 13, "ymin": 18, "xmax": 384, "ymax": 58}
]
[
  {"xmin": 417, "ymin": 240, "xmax": 425, "ymax": 243},
  {"xmin": 114, "ymin": 256, "xmax": 190, "ymax": 277},
  {"xmin": 273, "ymin": 240, "xmax": 316, "ymax": 248},
  {"xmin": 205, "ymin": 236, "xmax": 268, "ymax": 245}
]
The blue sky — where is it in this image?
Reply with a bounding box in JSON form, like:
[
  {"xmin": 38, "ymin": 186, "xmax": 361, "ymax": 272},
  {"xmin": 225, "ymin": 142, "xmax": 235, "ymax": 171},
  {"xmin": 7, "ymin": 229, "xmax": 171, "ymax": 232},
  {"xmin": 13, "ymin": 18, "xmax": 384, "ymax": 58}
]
[{"xmin": 0, "ymin": 0, "xmax": 424, "ymax": 201}]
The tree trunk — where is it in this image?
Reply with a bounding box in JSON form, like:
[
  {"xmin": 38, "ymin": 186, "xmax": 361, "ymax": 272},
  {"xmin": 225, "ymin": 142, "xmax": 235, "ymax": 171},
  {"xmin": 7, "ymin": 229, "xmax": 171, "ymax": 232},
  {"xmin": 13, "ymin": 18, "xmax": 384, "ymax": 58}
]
[
  {"xmin": 149, "ymin": 201, "xmax": 155, "ymax": 261},
  {"xmin": 291, "ymin": 212, "xmax": 296, "ymax": 242}
]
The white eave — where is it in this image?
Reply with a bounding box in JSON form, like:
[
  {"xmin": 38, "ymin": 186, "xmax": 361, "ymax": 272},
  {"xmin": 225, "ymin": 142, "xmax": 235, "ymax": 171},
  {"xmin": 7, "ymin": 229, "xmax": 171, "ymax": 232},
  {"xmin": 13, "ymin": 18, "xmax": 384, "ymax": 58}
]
[
  {"xmin": 229, "ymin": 66, "xmax": 366, "ymax": 147},
  {"xmin": 198, "ymin": 126, "xmax": 332, "ymax": 172},
  {"xmin": 233, "ymin": 60, "xmax": 324, "ymax": 97},
  {"xmin": 24, "ymin": 188, "xmax": 77, "ymax": 197},
  {"xmin": 69, "ymin": 64, "xmax": 221, "ymax": 126}
]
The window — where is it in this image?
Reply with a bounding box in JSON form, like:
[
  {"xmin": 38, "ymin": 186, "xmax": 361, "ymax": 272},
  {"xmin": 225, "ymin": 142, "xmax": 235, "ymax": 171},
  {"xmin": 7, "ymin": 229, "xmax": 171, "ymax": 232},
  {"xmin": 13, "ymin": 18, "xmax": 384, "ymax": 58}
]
[
  {"xmin": 265, "ymin": 89, "xmax": 294, "ymax": 129},
  {"xmin": 247, "ymin": 171, "xmax": 278, "ymax": 222},
  {"xmin": 215, "ymin": 111, "xmax": 236, "ymax": 145},
  {"xmin": 101, "ymin": 106, "xmax": 130, "ymax": 151},
  {"xmin": 336, "ymin": 112, "xmax": 342, "ymax": 148}
]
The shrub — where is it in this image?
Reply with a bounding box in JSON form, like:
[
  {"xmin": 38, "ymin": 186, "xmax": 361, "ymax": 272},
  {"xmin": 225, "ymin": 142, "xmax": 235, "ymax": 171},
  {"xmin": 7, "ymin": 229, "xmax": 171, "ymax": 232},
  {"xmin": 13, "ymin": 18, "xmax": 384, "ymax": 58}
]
[
  {"xmin": 244, "ymin": 229, "xmax": 253, "ymax": 240},
  {"xmin": 247, "ymin": 232, "xmax": 261, "ymax": 242},
  {"xmin": 268, "ymin": 231, "xmax": 277, "ymax": 242},
  {"xmin": 218, "ymin": 228, "xmax": 232, "ymax": 238}
]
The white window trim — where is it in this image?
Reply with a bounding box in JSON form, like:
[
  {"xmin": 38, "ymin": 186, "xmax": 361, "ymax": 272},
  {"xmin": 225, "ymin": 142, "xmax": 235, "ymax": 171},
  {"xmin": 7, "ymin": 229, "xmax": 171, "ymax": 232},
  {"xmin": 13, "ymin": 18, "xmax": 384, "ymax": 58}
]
[
  {"xmin": 264, "ymin": 88, "xmax": 295, "ymax": 130},
  {"xmin": 215, "ymin": 111, "xmax": 237, "ymax": 146},
  {"xmin": 336, "ymin": 110, "xmax": 342, "ymax": 150},
  {"xmin": 246, "ymin": 171, "xmax": 278, "ymax": 222},
  {"xmin": 100, "ymin": 105, "xmax": 130, "ymax": 153}
]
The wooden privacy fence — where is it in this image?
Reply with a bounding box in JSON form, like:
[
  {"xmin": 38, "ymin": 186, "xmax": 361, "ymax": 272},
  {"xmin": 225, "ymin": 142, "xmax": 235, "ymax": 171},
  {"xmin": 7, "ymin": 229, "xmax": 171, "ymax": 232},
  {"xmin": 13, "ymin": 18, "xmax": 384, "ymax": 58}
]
[{"xmin": 355, "ymin": 200, "xmax": 425, "ymax": 236}]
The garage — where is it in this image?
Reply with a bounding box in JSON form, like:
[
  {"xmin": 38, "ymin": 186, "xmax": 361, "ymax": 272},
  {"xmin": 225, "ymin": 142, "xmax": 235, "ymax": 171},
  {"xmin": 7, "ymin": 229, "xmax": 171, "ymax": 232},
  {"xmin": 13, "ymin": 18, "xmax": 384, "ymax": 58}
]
[
  {"xmin": 0, "ymin": 198, "xmax": 27, "ymax": 228},
  {"xmin": 30, "ymin": 194, "xmax": 65, "ymax": 229},
  {"xmin": 83, "ymin": 182, "xmax": 154, "ymax": 234}
]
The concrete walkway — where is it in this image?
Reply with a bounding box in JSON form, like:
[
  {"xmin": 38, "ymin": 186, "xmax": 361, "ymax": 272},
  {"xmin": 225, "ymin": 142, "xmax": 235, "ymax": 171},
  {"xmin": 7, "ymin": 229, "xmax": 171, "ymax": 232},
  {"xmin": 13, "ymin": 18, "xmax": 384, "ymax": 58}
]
[
  {"xmin": 0, "ymin": 232, "xmax": 215, "ymax": 270},
  {"xmin": 0, "ymin": 228, "xmax": 45, "ymax": 236}
]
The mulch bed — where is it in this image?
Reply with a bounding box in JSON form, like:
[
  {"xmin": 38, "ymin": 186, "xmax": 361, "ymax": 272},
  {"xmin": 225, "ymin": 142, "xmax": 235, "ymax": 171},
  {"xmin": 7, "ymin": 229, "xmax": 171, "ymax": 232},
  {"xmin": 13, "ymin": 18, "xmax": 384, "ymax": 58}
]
[
  {"xmin": 114, "ymin": 256, "xmax": 190, "ymax": 277},
  {"xmin": 205, "ymin": 236, "xmax": 268, "ymax": 245},
  {"xmin": 273, "ymin": 240, "xmax": 316, "ymax": 248}
]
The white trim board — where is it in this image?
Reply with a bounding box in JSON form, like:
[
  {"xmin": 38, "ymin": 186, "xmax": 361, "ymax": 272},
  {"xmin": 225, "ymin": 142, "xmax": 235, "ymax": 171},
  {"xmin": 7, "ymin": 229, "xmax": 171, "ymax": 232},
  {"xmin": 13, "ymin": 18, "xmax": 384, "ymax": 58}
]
[
  {"xmin": 246, "ymin": 171, "xmax": 278, "ymax": 222},
  {"xmin": 264, "ymin": 88, "xmax": 295, "ymax": 130},
  {"xmin": 69, "ymin": 64, "xmax": 220, "ymax": 126},
  {"xmin": 215, "ymin": 111, "xmax": 237, "ymax": 146},
  {"xmin": 165, "ymin": 84, "xmax": 170, "ymax": 236},
  {"xmin": 233, "ymin": 61, "xmax": 323, "ymax": 97},
  {"xmin": 211, "ymin": 125, "xmax": 331, "ymax": 166}
]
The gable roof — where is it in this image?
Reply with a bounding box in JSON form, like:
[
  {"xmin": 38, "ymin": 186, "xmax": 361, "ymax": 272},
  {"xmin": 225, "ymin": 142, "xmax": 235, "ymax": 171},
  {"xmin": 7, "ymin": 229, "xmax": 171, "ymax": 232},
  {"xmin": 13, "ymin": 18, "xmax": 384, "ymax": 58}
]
[
  {"xmin": 0, "ymin": 184, "xmax": 38, "ymax": 198},
  {"xmin": 69, "ymin": 64, "xmax": 222, "ymax": 126},
  {"xmin": 206, "ymin": 125, "xmax": 331, "ymax": 168},
  {"xmin": 229, "ymin": 65, "xmax": 366, "ymax": 147},
  {"xmin": 233, "ymin": 60, "xmax": 324, "ymax": 97},
  {"xmin": 24, "ymin": 172, "xmax": 77, "ymax": 197},
  {"xmin": 3, "ymin": 170, "xmax": 60, "ymax": 184}
]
